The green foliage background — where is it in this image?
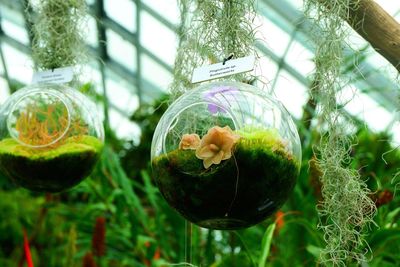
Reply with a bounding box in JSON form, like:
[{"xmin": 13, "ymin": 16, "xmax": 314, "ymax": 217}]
[
  {"xmin": 0, "ymin": 84, "xmax": 399, "ymax": 267},
  {"xmin": 1, "ymin": 0, "xmax": 397, "ymax": 266}
]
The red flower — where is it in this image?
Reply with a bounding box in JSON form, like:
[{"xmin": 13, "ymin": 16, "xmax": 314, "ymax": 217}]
[
  {"xmin": 275, "ymin": 210, "xmax": 285, "ymax": 233},
  {"xmin": 375, "ymin": 189, "xmax": 393, "ymax": 208},
  {"xmin": 153, "ymin": 247, "xmax": 161, "ymax": 260},
  {"xmin": 92, "ymin": 217, "xmax": 106, "ymax": 257},
  {"xmin": 23, "ymin": 229, "xmax": 34, "ymax": 267},
  {"xmin": 82, "ymin": 252, "xmax": 97, "ymax": 267}
]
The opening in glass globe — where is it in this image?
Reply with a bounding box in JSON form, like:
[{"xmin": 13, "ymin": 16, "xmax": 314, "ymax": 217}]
[
  {"xmin": 151, "ymin": 81, "xmax": 301, "ymax": 230},
  {"xmin": 0, "ymin": 84, "xmax": 104, "ymax": 192},
  {"xmin": 7, "ymin": 89, "xmax": 72, "ymax": 148}
]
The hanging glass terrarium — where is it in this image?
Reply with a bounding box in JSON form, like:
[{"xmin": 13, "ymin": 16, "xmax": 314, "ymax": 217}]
[
  {"xmin": 0, "ymin": 83, "xmax": 104, "ymax": 192},
  {"xmin": 151, "ymin": 81, "xmax": 301, "ymax": 230}
]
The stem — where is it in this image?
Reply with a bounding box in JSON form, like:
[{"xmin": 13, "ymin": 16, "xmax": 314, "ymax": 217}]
[{"xmin": 184, "ymin": 221, "xmax": 193, "ymax": 264}]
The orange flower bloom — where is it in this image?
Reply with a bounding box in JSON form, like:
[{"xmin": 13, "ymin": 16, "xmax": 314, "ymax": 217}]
[
  {"xmin": 274, "ymin": 210, "xmax": 285, "ymax": 233},
  {"xmin": 195, "ymin": 126, "xmax": 239, "ymax": 169},
  {"xmin": 179, "ymin": 133, "xmax": 201, "ymax": 150}
]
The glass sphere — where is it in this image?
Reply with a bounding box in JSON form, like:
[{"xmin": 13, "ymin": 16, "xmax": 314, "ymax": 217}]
[
  {"xmin": 0, "ymin": 83, "xmax": 104, "ymax": 192},
  {"xmin": 151, "ymin": 81, "xmax": 301, "ymax": 230}
]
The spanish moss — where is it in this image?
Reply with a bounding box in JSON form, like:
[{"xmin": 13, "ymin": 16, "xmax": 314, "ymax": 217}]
[
  {"xmin": 171, "ymin": 0, "xmax": 257, "ymax": 98},
  {"xmin": 305, "ymin": 0, "xmax": 376, "ymax": 265},
  {"xmin": 30, "ymin": 0, "xmax": 87, "ymax": 71}
]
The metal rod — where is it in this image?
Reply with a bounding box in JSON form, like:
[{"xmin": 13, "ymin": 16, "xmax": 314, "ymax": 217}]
[
  {"xmin": 0, "ymin": 15, "xmax": 12, "ymax": 93},
  {"xmin": 95, "ymin": 0, "xmax": 110, "ymax": 128},
  {"xmin": 135, "ymin": 0, "xmax": 142, "ymax": 106}
]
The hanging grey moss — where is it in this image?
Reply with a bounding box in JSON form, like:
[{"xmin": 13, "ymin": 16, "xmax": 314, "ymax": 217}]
[
  {"xmin": 305, "ymin": 0, "xmax": 376, "ymax": 265},
  {"xmin": 171, "ymin": 0, "xmax": 257, "ymax": 98},
  {"xmin": 30, "ymin": 0, "xmax": 87, "ymax": 71}
]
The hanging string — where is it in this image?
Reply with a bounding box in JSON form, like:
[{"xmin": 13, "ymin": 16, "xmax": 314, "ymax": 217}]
[
  {"xmin": 305, "ymin": 0, "xmax": 376, "ymax": 266},
  {"xmin": 184, "ymin": 221, "xmax": 193, "ymax": 265},
  {"xmin": 171, "ymin": 0, "xmax": 258, "ymax": 99}
]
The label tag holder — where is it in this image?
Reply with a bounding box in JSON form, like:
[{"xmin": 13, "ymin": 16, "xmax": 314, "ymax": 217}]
[
  {"xmin": 191, "ymin": 55, "xmax": 255, "ymax": 84},
  {"xmin": 32, "ymin": 66, "xmax": 74, "ymax": 84}
]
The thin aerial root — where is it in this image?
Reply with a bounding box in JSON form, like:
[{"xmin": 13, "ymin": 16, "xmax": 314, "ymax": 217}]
[{"xmin": 305, "ymin": 0, "xmax": 376, "ymax": 265}]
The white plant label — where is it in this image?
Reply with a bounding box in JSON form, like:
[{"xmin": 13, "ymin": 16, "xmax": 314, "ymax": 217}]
[
  {"xmin": 191, "ymin": 55, "xmax": 255, "ymax": 83},
  {"xmin": 32, "ymin": 66, "xmax": 74, "ymax": 84}
]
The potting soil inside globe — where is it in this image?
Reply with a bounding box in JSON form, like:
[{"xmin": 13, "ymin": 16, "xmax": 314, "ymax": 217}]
[{"xmin": 151, "ymin": 81, "xmax": 301, "ymax": 230}]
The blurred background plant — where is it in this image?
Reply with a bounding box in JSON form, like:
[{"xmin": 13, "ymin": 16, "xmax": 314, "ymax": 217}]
[
  {"xmin": 0, "ymin": 57, "xmax": 399, "ymax": 266},
  {"xmin": 0, "ymin": 0, "xmax": 399, "ymax": 265}
]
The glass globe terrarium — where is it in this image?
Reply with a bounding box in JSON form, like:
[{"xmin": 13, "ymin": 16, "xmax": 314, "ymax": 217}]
[
  {"xmin": 0, "ymin": 83, "xmax": 104, "ymax": 192},
  {"xmin": 151, "ymin": 81, "xmax": 301, "ymax": 230}
]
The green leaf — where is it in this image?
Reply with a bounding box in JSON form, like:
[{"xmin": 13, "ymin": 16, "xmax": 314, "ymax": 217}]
[
  {"xmin": 258, "ymin": 223, "xmax": 276, "ymax": 267},
  {"xmin": 387, "ymin": 207, "xmax": 400, "ymax": 223},
  {"xmin": 141, "ymin": 170, "xmax": 159, "ymax": 211},
  {"xmin": 306, "ymin": 245, "xmax": 322, "ymax": 259},
  {"xmin": 369, "ymin": 229, "xmax": 400, "ymax": 250}
]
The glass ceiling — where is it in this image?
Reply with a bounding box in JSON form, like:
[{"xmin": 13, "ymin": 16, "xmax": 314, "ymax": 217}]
[{"xmin": 0, "ymin": 0, "xmax": 400, "ymax": 143}]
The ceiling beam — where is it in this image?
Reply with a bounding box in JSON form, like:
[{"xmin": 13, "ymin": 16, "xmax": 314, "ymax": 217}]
[{"xmin": 261, "ymin": 0, "xmax": 399, "ymax": 112}]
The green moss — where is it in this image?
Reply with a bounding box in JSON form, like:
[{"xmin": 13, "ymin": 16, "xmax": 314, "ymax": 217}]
[
  {"xmin": 236, "ymin": 126, "xmax": 280, "ymax": 142},
  {"xmin": 0, "ymin": 135, "xmax": 103, "ymax": 192},
  {"xmin": 152, "ymin": 130, "xmax": 299, "ymax": 230},
  {"xmin": 0, "ymin": 135, "xmax": 103, "ymax": 159},
  {"xmin": 236, "ymin": 127, "xmax": 295, "ymax": 159}
]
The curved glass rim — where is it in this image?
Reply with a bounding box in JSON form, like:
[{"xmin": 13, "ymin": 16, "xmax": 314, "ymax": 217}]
[{"xmin": 6, "ymin": 88, "xmax": 72, "ymax": 148}]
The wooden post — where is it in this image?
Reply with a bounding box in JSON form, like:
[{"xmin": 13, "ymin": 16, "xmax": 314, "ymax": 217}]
[{"xmin": 347, "ymin": 0, "xmax": 400, "ymax": 72}]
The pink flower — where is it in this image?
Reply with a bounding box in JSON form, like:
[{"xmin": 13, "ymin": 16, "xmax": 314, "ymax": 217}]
[
  {"xmin": 195, "ymin": 126, "xmax": 239, "ymax": 169},
  {"xmin": 179, "ymin": 133, "xmax": 201, "ymax": 150}
]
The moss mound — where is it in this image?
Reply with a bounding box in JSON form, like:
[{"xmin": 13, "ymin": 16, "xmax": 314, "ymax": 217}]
[
  {"xmin": 152, "ymin": 129, "xmax": 299, "ymax": 230},
  {"xmin": 0, "ymin": 135, "xmax": 103, "ymax": 192}
]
